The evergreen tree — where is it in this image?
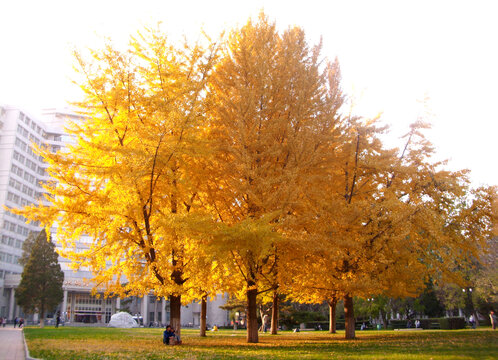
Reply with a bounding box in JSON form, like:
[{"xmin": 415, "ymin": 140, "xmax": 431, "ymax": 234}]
[
  {"xmin": 18, "ymin": 231, "xmax": 36, "ymax": 266},
  {"xmin": 16, "ymin": 230, "xmax": 64, "ymax": 328},
  {"xmin": 419, "ymin": 281, "xmax": 445, "ymax": 317}
]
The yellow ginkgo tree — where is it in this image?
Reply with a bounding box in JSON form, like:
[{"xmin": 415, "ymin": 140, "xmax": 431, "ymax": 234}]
[
  {"xmin": 17, "ymin": 28, "xmax": 218, "ymax": 336},
  {"xmin": 290, "ymin": 117, "xmax": 497, "ymax": 339},
  {"xmin": 204, "ymin": 14, "xmax": 343, "ymax": 343}
]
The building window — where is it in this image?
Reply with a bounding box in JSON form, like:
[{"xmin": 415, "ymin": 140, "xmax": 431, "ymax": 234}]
[
  {"xmin": 15, "ymin": 137, "xmax": 27, "ymax": 151},
  {"xmin": 12, "ymin": 151, "xmax": 25, "ymax": 164}
]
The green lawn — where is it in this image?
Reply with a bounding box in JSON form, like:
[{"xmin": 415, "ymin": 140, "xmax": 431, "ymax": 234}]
[{"xmin": 23, "ymin": 327, "xmax": 498, "ymax": 360}]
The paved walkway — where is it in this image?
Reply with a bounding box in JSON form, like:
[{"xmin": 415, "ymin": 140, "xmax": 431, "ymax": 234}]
[{"xmin": 0, "ymin": 327, "xmax": 26, "ymax": 360}]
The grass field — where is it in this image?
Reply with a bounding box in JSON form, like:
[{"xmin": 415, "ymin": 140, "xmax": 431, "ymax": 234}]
[{"xmin": 23, "ymin": 327, "xmax": 498, "ymax": 360}]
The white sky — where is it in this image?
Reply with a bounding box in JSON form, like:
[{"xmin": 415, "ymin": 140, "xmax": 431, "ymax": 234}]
[{"xmin": 1, "ymin": 0, "xmax": 497, "ymax": 186}]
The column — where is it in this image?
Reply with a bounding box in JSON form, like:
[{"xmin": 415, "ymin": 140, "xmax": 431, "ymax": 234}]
[
  {"xmin": 8, "ymin": 288, "xmax": 15, "ymax": 320},
  {"xmin": 141, "ymin": 295, "xmax": 148, "ymax": 326},
  {"xmin": 161, "ymin": 298, "xmax": 166, "ymax": 325},
  {"xmin": 116, "ymin": 298, "xmax": 121, "ymax": 311},
  {"xmin": 154, "ymin": 299, "xmax": 158, "ymax": 324},
  {"xmin": 62, "ymin": 290, "xmax": 68, "ymax": 321},
  {"xmin": 70, "ymin": 293, "xmax": 75, "ymax": 322}
]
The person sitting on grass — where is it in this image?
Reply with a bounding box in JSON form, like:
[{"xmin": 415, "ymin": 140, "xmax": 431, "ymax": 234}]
[{"xmin": 163, "ymin": 325, "xmax": 182, "ymax": 345}]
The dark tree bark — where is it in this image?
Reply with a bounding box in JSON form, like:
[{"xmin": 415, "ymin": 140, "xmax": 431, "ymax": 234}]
[
  {"xmin": 200, "ymin": 295, "xmax": 207, "ymax": 337},
  {"xmin": 246, "ymin": 284, "xmax": 259, "ymax": 343},
  {"xmin": 344, "ymin": 294, "xmax": 355, "ymax": 339},
  {"xmin": 270, "ymin": 291, "xmax": 279, "ymax": 335},
  {"xmin": 169, "ymin": 295, "xmax": 182, "ymax": 336}
]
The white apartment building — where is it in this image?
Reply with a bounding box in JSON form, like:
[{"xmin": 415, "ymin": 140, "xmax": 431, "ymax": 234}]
[
  {"xmin": 0, "ymin": 105, "xmax": 230, "ymax": 327},
  {"xmin": 0, "ymin": 105, "xmax": 65, "ymax": 319}
]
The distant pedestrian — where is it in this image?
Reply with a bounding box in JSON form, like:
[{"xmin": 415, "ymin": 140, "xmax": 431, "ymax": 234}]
[
  {"xmin": 56, "ymin": 312, "xmax": 61, "ymax": 328},
  {"xmin": 490, "ymin": 311, "xmax": 497, "ymax": 330},
  {"xmin": 262, "ymin": 314, "xmax": 269, "ymax": 333},
  {"xmin": 18, "ymin": 318, "xmax": 24, "ymax": 328},
  {"xmin": 469, "ymin": 314, "xmax": 476, "ymax": 329},
  {"xmin": 14, "ymin": 317, "xmax": 18, "ymax": 328}
]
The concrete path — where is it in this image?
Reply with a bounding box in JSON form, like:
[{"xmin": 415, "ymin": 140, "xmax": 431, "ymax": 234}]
[{"xmin": 0, "ymin": 327, "xmax": 26, "ymax": 360}]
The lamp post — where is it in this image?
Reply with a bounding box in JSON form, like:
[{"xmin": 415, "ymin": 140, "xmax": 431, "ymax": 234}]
[{"xmin": 462, "ymin": 287, "xmax": 474, "ymax": 319}]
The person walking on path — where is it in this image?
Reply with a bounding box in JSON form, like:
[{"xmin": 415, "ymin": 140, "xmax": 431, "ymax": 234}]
[
  {"xmin": 0, "ymin": 327, "xmax": 26, "ymax": 360},
  {"xmin": 13, "ymin": 317, "xmax": 18, "ymax": 328},
  {"xmin": 490, "ymin": 311, "xmax": 497, "ymax": 330}
]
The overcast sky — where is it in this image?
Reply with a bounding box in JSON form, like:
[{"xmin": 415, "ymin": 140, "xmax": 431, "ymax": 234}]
[{"xmin": 1, "ymin": 0, "xmax": 497, "ymax": 186}]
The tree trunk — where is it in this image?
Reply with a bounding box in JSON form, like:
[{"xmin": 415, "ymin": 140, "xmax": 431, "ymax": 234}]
[
  {"xmin": 169, "ymin": 295, "xmax": 182, "ymax": 337},
  {"xmin": 380, "ymin": 309, "xmax": 388, "ymax": 329},
  {"xmin": 246, "ymin": 285, "xmax": 259, "ymax": 343},
  {"xmin": 344, "ymin": 294, "xmax": 355, "ymax": 339},
  {"xmin": 40, "ymin": 306, "xmax": 45, "ymax": 328},
  {"xmin": 270, "ymin": 291, "xmax": 279, "ymax": 334},
  {"xmin": 200, "ymin": 296, "xmax": 207, "ymax": 337},
  {"xmin": 328, "ymin": 298, "xmax": 337, "ymax": 333}
]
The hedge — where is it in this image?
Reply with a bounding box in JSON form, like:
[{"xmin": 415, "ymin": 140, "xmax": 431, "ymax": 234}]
[{"xmin": 439, "ymin": 317, "xmax": 466, "ymax": 330}]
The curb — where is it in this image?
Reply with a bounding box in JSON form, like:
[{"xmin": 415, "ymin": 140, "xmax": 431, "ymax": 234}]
[{"xmin": 22, "ymin": 329, "xmax": 41, "ymax": 360}]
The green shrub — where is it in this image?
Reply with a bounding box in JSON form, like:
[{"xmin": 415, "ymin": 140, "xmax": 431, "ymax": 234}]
[
  {"xmin": 439, "ymin": 317, "xmax": 466, "ymax": 330},
  {"xmin": 388, "ymin": 318, "xmax": 441, "ymax": 329},
  {"xmin": 388, "ymin": 319, "xmax": 410, "ymax": 329},
  {"xmin": 479, "ymin": 317, "xmax": 491, "ymax": 326},
  {"xmin": 280, "ymin": 311, "xmax": 326, "ymax": 329},
  {"xmin": 417, "ymin": 318, "xmax": 441, "ymax": 329},
  {"xmin": 303, "ymin": 321, "xmax": 329, "ymax": 330}
]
